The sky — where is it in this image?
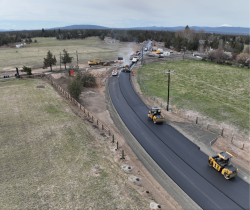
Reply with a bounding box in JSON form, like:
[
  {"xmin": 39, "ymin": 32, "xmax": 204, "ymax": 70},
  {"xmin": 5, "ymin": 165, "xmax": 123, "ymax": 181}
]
[{"xmin": 0, "ymin": 0, "xmax": 249, "ymax": 30}]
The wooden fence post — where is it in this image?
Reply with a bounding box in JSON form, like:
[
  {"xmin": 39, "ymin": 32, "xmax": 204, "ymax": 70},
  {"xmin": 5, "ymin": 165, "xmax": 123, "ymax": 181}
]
[
  {"xmin": 121, "ymin": 150, "xmax": 125, "ymax": 159},
  {"xmin": 112, "ymin": 135, "xmax": 114, "ymax": 143},
  {"xmin": 221, "ymin": 128, "xmax": 224, "ymax": 136},
  {"xmin": 102, "ymin": 124, "xmax": 104, "ymax": 130}
]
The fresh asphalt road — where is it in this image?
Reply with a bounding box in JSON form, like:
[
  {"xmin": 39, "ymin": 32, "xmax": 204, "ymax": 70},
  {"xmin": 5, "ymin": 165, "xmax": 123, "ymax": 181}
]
[{"xmin": 109, "ymin": 72, "xmax": 250, "ymax": 209}]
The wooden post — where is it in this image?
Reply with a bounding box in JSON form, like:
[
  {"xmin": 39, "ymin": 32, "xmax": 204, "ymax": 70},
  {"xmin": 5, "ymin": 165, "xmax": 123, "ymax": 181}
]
[
  {"xmin": 112, "ymin": 135, "xmax": 114, "ymax": 143},
  {"xmin": 97, "ymin": 120, "xmax": 99, "ymax": 126},
  {"xmin": 231, "ymin": 135, "xmax": 234, "ymax": 143},
  {"xmin": 196, "ymin": 117, "xmax": 198, "ymax": 124},
  {"xmin": 108, "ymin": 130, "xmax": 111, "ymax": 136},
  {"xmin": 88, "ymin": 112, "xmax": 89, "ymax": 117},
  {"xmin": 102, "ymin": 124, "xmax": 104, "ymax": 130},
  {"xmin": 92, "ymin": 116, "xmax": 93, "ymax": 121},
  {"xmin": 121, "ymin": 150, "xmax": 125, "ymax": 159},
  {"xmin": 221, "ymin": 128, "xmax": 224, "ymax": 136},
  {"xmin": 116, "ymin": 141, "xmax": 119, "ymax": 150}
]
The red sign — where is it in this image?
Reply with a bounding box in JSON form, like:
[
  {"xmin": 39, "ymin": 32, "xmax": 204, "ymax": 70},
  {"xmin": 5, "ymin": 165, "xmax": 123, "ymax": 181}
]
[{"xmin": 71, "ymin": 71, "xmax": 74, "ymax": 75}]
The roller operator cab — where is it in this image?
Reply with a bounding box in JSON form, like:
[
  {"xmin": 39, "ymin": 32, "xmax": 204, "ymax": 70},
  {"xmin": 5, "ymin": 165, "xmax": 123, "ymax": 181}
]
[
  {"xmin": 208, "ymin": 151, "xmax": 238, "ymax": 179},
  {"xmin": 122, "ymin": 64, "xmax": 130, "ymax": 73},
  {"xmin": 148, "ymin": 107, "xmax": 164, "ymax": 124}
]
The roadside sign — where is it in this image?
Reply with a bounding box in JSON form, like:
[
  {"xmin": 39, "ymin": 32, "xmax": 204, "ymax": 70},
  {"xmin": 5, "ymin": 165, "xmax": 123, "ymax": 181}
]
[
  {"xmin": 134, "ymin": 69, "xmax": 136, "ymax": 72},
  {"xmin": 71, "ymin": 71, "xmax": 74, "ymax": 75}
]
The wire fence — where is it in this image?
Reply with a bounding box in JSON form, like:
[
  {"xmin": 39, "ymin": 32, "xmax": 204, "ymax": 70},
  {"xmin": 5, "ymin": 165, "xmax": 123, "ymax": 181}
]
[{"xmin": 136, "ymin": 65, "xmax": 249, "ymax": 150}]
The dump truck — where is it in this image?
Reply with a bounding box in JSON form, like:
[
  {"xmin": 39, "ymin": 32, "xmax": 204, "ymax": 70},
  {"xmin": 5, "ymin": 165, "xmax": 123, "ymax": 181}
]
[
  {"xmin": 148, "ymin": 107, "xmax": 164, "ymax": 123},
  {"xmin": 208, "ymin": 151, "xmax": 238, "ymax": 179},
  {"xmin": 156, "ymin": 48, "xmax": 163, "ymax": 54},
  {"xmin": 88, "ymin": 59, "xmax": 102, "ymax": 66},
  {"xmin": 152, "ymin": 47, "xmax": 157, "ymax": 51}
]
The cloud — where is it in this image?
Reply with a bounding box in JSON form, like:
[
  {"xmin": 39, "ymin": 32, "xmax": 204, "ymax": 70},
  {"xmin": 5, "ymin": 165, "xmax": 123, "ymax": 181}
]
[
  {"xmin": 0, "ymin": 0, "xmax": 248, "ymax": 29},
  {"xmin": 221, "ymin": 24, "xmax": 232, "ymax": 27}
]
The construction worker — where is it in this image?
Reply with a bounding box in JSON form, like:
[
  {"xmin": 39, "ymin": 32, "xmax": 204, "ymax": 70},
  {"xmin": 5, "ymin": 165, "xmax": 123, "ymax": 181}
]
[{"xmin": 148, "ymin": 111, "xmax": 151, "ymax": 120}]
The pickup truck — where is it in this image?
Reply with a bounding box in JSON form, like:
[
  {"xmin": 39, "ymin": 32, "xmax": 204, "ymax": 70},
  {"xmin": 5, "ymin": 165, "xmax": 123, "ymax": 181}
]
[{"xmin": 132, "ymin": 56, "xmax": 139, "ymax": 63}]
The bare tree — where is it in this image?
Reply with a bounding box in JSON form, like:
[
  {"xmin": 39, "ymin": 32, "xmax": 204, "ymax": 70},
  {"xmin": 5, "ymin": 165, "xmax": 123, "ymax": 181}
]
[
  {"xmin": 197, "ymin": 29, "xmax": 205, "ymax": 40},
  {"xmin": 243, "ymin": 46, "xmax": 250, "ymax": 54}
]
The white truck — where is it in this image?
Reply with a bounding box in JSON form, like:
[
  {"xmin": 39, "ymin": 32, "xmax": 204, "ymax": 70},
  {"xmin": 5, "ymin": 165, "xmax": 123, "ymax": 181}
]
[
  {"xmin": 132, "ymin": 56, "xmax": 139, "ymax": 63},
  {"xmin": 156, "ymin": 48, "xmax": 163, "ymax": 54}
]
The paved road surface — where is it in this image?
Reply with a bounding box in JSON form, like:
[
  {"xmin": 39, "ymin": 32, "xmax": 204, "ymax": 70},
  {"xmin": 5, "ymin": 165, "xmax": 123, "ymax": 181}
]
[{"xmin": 109, "ymin": 68, "xmax": 250, "ymax": 210}]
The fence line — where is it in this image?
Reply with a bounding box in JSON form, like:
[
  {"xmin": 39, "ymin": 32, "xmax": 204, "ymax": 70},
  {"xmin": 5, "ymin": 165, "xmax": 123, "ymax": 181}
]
[{"xmin": 44, "ymin": 74, "xmax": 112, "ymax": 137}]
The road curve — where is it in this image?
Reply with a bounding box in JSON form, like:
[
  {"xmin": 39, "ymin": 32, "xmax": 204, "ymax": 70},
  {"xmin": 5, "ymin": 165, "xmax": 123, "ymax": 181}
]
[{"xmin": 109, "ymin": 72, "xmax": 250, "ymax": 210}]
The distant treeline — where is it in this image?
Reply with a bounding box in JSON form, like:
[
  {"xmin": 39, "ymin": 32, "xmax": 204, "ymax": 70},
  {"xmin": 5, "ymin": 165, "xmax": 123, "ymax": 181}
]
[{"xmin": 0, "ymin": 28, "xmax": 249, "ymax": 53}]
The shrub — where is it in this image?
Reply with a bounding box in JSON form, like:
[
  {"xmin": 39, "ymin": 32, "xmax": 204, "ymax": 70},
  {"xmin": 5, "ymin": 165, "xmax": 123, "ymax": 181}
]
[
  {"xmin": 67, "ymin": 72, "xmax": 83, "ymax": 100},
  {"xmin": 21, "ymin": 66, "xmax": 32, "ymax": 75},
  {"xmin": 80, "ymin": 72, "xmax": 96, "ymax": 87}
]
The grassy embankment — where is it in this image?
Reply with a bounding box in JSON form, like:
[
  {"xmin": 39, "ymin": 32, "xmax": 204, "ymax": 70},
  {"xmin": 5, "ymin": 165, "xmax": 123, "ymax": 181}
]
[
  {"xmin": 0, "ymin": 79, "xmax": 148, "ymax": 209},
  {"xmin": 138, "ymin": 60, "xmax": 249, "ymax": 132},
  {"xmin": 0, "ymin": 37, "xmax": 135, "ymax": 73}
]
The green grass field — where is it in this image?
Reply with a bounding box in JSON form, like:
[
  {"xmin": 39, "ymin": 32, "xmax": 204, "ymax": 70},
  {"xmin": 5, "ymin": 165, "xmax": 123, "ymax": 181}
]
[
  {"xmin": 0, "ymin": 78, "xmax": 148, "ymax": 209},
  {"xmin": 138, "ymin": 60, "xmax": 250, "ymax": 132},
  {"xmin": 0, "ymin": 37, "xmax": 135, "ymax": 73}
]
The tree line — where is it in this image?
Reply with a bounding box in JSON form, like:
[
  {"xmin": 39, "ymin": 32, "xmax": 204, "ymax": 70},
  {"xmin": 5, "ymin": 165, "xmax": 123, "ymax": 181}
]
[{"xmin": 1, "ymin": 27, "xmax": 249, "ymax": 50}]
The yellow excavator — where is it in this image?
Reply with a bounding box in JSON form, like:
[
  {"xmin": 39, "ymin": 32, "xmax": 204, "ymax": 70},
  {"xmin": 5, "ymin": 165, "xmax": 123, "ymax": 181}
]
[
  {"xmin": 208, "ymin": 151, "xmax": 238, "ymax": 179},
  {"xmin": 88, "ymin": 59, "xmax": 102, "ymax": 66},
  {"xmin": 148, "ymin": 107, "xmax": 164, "ymax": 124}
]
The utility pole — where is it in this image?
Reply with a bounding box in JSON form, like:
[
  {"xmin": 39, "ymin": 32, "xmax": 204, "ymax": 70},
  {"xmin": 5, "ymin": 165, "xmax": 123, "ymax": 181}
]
[
  {"xmin": 76, "ymin": 50, "xmax": 78, "ymax": 67},
  {"xmin": 141, "ymin": 47, "xmax": 143, "ymax": 65},
  {"xmin": 60, "ymin": 52, "xmax": 61, "ymax": 71},
  {"xmin": 167, "ymin": 69, "xmax": 171, "ymax": 111}
]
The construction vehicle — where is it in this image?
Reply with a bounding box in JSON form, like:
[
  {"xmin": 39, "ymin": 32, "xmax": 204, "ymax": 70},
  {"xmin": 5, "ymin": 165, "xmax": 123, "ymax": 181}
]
[
  {"xmin": 208, "ymin": 151, "xmax": 238, "ymax": 179},
  {"xmin": 132, "ymin": 56, "xmax": 139, "ymax": 63},
  {"xmin": 88, "ymin": 59, "xmax": 102, "ymax": 66},
  {"xmin": 102, "ymin": 62, "xmax": 111, "ymax": 66},
  {"xmin": 152, "ymin": 47, "xmax": 157, "ymax": 51},
  {"xmin": 148, "ymin": 107, "xmax": 164, "ymax": 124},
  {"xmin": 156, "ymin": 48, "xmax": 163, "ymax": 54},
  {"xmin": 122, "ymin": 64, "xmax": 130, "ymax": 72}
]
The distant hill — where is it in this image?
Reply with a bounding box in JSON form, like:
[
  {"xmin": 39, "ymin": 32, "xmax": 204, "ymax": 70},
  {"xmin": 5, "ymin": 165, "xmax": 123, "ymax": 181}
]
[
  {"xmin": 49, "ymin": 24, "xmax": 110, "ymax": 30},
  {"xmin": 129, "ymin": 26, "xmax": 250, "ymax": 35},
  {"xmin": 51, "ymin": 25, "xmax": 249, "ymax": 35},
  {"xmin": 0, "ymin": 25, "xmax": 249, "ymax": 35}
]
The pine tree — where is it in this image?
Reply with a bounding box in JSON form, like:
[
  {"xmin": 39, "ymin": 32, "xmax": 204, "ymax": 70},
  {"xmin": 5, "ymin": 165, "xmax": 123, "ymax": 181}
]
[
  {"xmin": 62, "ymin": 49, "xmax": 73, "ymax": 69},
  {"xmin": 43, "ymin": 50, "xmax": 57, "ymax": 71}
]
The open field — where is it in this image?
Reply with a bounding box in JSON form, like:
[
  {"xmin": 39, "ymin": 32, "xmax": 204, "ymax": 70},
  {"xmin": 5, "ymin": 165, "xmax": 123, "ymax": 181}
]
[
  {"xmin": 0, "ymin": 37, "xmax": 136, "ymax": 73},
  {"xmin": 138, "ymin": 60, "xmax": 250, "ymax": 133},
  {"xmin": 0, "ymin": 78, "xmax": 149, "ymax": 209}
]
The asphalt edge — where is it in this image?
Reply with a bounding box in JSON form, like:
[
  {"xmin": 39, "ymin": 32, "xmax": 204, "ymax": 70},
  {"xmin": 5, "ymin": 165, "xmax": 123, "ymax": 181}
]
[{"xmin": 105, "ymin": 75, "xmax": 202, "ymax": 210}]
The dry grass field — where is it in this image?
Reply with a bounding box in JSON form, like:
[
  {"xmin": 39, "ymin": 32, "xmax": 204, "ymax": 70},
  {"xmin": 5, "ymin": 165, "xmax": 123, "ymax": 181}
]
[
  {"xmin": 0, "ymin": 37, "xmax": 135, "ymax": 73},
  {"xmin": 0, "ymin": 78, "xmax": 149, "ymax": 209},
  {"xmin": 138, "ymin": 60, "xmax": 250, "ymax": 134}
]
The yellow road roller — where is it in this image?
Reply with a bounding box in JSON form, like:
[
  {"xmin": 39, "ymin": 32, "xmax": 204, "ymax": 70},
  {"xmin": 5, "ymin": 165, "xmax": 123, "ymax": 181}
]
[
  {"xmin": 208, "ymin": 151, "xmax": 238, "ymax": 179},
  {"xmin": 148, "ymin": 107, "xmax": 164, "ymax": 124}
]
